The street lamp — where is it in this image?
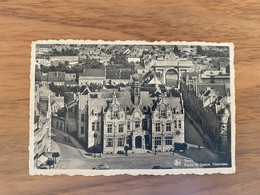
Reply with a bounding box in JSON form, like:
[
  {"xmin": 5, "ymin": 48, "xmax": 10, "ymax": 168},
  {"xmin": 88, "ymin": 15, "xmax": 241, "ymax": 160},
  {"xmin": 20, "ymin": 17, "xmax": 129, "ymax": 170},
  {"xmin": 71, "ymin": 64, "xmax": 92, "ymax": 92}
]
[{"xmin": 154, "ymin": 145, "xmax": 158, "ymax": 155}]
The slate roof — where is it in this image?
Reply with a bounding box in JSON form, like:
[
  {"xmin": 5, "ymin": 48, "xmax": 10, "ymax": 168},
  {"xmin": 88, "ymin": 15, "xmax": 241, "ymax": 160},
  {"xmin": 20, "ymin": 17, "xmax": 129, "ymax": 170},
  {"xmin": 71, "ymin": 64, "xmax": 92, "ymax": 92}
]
[
  {"xmin": 121, "ymin": 70, "xmax": 136, "ymax": 79},
  {"xmin": 80, "ymin": 69, "xmax": 105, "ymax": 77},
  {"xmin": 106, "ymin": 70, "xmax": 120, "ymax": 79},
  {"xmin": 197, "ymin": 83, "xmax": 228, "ymax": 98},
  {"xmin": 48, "ymin": 71, "xmax": 66, "ymax": 82},
  {"xmin": 106, "ymin": 69, "xmax": 136, "ymax": 80}
]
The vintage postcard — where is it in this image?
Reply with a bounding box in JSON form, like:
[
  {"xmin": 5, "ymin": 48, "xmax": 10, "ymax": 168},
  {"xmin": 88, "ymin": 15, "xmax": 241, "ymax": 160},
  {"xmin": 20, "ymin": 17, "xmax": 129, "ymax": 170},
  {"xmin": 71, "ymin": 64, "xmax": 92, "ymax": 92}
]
[{"xmin": 29, "ymin": 40, "xmax": 235, "ymax": 175}]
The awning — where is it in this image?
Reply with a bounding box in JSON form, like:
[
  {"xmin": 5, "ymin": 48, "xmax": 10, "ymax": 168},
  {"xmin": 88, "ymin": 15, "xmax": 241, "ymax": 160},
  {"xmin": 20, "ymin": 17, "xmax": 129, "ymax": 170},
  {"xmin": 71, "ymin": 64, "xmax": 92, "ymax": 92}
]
[{"xmin": 37, "ymin": 155, "xmax": 48, "ymax": 165}]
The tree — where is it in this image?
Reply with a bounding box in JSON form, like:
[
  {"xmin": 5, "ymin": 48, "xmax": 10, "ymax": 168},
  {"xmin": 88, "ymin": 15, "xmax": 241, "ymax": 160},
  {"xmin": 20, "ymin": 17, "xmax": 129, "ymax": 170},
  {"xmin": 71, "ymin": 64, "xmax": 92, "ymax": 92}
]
[
  {"xmin": 124, "ymin": 145, "xmax": 129, "ymax": 156},
  {"xmin": 46, "ymin": 159, "xmax": 55, "ymax": 169},
  {"xmin": 226, "ymin": 65, "xmax": 230, "ymax": 74},
  {"xmin": 174, "ymin": 45, "xmax": 179, "ymax": 53},
  {"xmin": 161, "ymin": 46, "xmax": 166, "ymax": 52},
  {"xmin": 197, "ymin": 46, "xmax": 204, "ymax": 55},
  {"xmin": 52, "ymin": 152, "xmax": 60, "ymax": 164},
  {"xmin": 35, "ymin": 70, "xmax": 42, "ymax": 82}
]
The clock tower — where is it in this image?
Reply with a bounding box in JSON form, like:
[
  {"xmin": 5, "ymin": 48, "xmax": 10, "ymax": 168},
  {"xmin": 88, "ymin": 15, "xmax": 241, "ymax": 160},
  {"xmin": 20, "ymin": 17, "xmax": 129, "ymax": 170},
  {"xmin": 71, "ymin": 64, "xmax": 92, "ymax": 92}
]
[{"xmin": 131, "ymin": 74, "xmax": 141, "ymax": 106}]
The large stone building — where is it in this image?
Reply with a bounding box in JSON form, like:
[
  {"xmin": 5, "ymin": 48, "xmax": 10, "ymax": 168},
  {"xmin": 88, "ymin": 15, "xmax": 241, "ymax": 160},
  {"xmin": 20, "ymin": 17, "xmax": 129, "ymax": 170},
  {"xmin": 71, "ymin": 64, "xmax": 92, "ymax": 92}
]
[{"xmin": 62, "ymin": 75, "xmax": 185, "ymax": 154}]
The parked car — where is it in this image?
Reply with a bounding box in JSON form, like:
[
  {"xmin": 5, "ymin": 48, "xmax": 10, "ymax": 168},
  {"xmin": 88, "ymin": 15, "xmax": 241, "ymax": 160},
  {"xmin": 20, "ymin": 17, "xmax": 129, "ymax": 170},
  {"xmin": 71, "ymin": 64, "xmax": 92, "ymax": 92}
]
[
  {"xmin": 152, "ymin": 165, "xmax": 172, "ymax": 169},
  {"xmin": 93, "ymin": 163, "xmax": 110, "ymax": 170}
]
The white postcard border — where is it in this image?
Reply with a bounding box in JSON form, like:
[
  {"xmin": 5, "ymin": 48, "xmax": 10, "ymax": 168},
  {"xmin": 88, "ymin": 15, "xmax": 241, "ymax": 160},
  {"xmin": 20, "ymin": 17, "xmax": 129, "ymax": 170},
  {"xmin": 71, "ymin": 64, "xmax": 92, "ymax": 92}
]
[{"xmin": 29, "ymin": 40, "xmax": 236, "ymax": 176}]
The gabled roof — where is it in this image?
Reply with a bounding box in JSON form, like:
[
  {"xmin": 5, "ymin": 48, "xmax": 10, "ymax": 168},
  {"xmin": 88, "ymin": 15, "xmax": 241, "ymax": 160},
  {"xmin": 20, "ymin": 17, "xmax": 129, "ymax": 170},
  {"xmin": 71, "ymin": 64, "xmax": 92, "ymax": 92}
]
[
  {"xmin": 120, "ymin": 70, "xmax": 136, "ymax": 79},
  {"xmin": 106, "ymin": 70, "xmax": 120, "ymax": 79},
  {"xmin": 48, "ymin": 71, "xmax": 66, "ymax": 82},
  {"xmin": 197, "ymin": 83, "xmax": 227, "ymax": 98},
  {"xmin": 80, "ymin": 69, "xmax": 105, "ymax": 77}
]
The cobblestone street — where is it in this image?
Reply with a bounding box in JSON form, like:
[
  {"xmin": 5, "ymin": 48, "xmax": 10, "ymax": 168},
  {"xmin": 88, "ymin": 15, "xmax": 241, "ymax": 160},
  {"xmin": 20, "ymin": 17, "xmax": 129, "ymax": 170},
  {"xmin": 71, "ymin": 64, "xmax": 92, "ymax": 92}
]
[{"xmin": 52, "ymin": 129, "xmax": 200, "ymax": 169}]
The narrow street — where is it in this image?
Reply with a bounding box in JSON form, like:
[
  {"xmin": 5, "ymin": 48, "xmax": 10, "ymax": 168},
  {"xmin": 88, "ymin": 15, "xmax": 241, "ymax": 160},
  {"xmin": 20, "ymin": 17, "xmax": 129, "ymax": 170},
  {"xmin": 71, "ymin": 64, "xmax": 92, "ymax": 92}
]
[
  {"xmin": 51, "ymin": 130, "xmax": 92, "ymax": 169},
  {"xmin": 184, "ymin": 116, "xmax": 219, "ymax": 163}
]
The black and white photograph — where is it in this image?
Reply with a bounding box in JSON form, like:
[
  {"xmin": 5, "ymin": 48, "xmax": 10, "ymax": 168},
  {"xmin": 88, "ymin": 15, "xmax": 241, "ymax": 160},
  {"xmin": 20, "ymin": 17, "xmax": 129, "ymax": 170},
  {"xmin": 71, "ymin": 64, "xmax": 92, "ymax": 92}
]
[{"xmin": 29, "ymin": 40, "xmax": 235, "ymax": 175}]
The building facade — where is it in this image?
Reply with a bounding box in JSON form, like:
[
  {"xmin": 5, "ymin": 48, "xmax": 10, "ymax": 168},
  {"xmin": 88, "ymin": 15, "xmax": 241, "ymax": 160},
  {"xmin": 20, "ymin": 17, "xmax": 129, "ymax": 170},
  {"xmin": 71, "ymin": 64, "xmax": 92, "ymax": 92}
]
[{"xmin": 64, "ymin": 75, "xmax": 185, "ymax": 154}]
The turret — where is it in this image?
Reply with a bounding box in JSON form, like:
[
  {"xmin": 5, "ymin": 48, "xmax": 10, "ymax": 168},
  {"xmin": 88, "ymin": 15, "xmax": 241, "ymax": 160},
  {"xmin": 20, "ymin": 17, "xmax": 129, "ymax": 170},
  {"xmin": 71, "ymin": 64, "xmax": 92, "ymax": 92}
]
[{"xmin": 131, "ymin": 74, "xmax": 141, "ymax": 106}]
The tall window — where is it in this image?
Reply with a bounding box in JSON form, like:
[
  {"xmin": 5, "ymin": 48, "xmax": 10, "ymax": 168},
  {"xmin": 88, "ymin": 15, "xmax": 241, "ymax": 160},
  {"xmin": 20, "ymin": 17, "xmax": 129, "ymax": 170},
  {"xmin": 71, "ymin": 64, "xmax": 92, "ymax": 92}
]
[
  {"xmin": 178, "ymin": 120, "xmax": 182, "ymax": 128},
  {"xmin": 60, "ymin": 123, "xmax": 62, "ymax": 131},
  {"xmin": 166, "ymin": 122, "xmax": 171, "ymax": 131},
  {"xmin": 118, "ymin": 138, "xmax": 124, "ymax": 147},
  {"xmin": 165, "ymin": 136, "xmax": 172, "ymax": 145},
  {"xmin": 142, "ymin": 119, "xmax": 147, "ymax": 130},
  {"xmin": 56, "ymin": 121, "xmax": 59, "ymax": 129},
  {"xmin": 92, "ymin": 122, "xmax": 95, "ymax": 131},
  {"xmin": 81, "ymin": 114, "xmax": 84, "ymax": 122},
  {"xmin": 127, "ymin": 121, "xmax": 130, "ymax": 130},
  {"xmin": 119, "ymin": 124, "xmax": 123, "ymax": 133},
  {"xmin": 135, "ymin": 121, "xmax": 140, "ymax": 129},
  {"xmin": 107, "ymin": 138, "xmax": 113, "ymax": 147},
  {"xmin": 96, "ymin": 122, "xmax": 100, "ymax": 131},
  {"xmin": 174, "ymin": 120, "xmax": 177, "ymax": 128},
  {"xmin": 161, "ymin": 110, "xmax": 166, "ymax": 117},
  {"xmin": 113, "ymin": 111, "xmax": 118, "ymax": 118},
  {"xmin": 81, "ymin": 126, "xmax": 84, "ymax": 134},
  {"xmin": 155, "ymin": 122, "xmax": 160, "ymax": 132},
  {"xmin": 155, "ymin": 137, "xmax": 161, "ymax": 145},
  {"xmin": 107, "ymin": 124, "xmax": 112, "ymax": 133}
]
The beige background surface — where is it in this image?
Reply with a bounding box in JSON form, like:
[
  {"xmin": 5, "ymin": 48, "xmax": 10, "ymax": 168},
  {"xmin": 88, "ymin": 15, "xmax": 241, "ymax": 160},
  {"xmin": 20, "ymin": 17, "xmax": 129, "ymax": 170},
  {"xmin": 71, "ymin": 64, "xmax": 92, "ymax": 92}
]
[{"xmin": 0, "ymin": 0, "xmax": 259, "ymax": 194}]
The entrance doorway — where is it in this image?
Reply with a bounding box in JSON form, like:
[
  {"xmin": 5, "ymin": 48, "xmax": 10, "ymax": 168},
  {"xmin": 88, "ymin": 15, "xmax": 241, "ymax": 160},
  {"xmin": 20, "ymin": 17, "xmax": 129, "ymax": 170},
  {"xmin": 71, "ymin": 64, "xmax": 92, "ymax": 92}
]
[
  {"xmin": 165, "ymin": 69, "xmax": 178, "ymax": 87},
  {"xmin": 135, "ymin": 136, "xmax": 142, "ymax": 148}
]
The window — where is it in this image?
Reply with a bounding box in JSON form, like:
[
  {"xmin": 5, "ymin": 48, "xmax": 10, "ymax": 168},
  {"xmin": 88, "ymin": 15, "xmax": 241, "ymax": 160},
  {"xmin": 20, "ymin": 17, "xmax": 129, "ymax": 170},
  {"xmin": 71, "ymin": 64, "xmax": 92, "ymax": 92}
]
[
  {"xmin": 165, "ymin": 136, "xmax": 172, "ymax": 145},
  {"xmin": 107, "ymin": 124, "xmax": 112, "ymax": 133},
  {"xmin": 178, "ymin": 120, "xmax": 182, "ymax": 128},
  {"xmin": 118, "ymin": 138, "xmax": 124, "ymax": 147},
  {"xmin": 135, "ymin": 121, "xmax": 140, "ymax": 129},
  {"xmin": 56, "ymin": 121, "xmax": 59, "ymax": 129},
  {"xmin": 113, "ymin": 111, "xmax": 118, "ymax": 119},
  {"xmin": 81, "ymin": 114, "xmax": 84, "ymax": 122},
  {"xmin": 92, "ymin": 122, "xmax": 95, "ymax": 131},
  {"xmin": 161, "ymin": 110, "xmax": 166, "ymax": 117},
  {"xmin": 60, "ymin": 123, "xmax": 62, "ymax": 131},
  {"xmin": 119, "ymin": 124, "xmax": 123, "ymax": 133},
  {"xmin": 166, "ymin": 122, "xmax": 171, "ymax": 131},
  {"xmin": 174, "ymin": 120, "xmax": 177, "ymax": 128},
  {"xmin": 155, "ymin": 137, "xmax": 161, "ymax": 146},
  {"xmin": 106, "ymin": 138, "xmax": 113, "ymax": 147},
  {"xmin": 142, "ymin": 119, "xmax": 147, "ymax": 130},
  {"xmin": 81, "ymin": 126, "xmax": 84, "ymax": 134},
  {"xmin": 127, "ymin": 121, "xmax": 130, "ymax": 130},
  {"xmin": 96, "ymin": 122, "xmax": 100, "ymax": 131},
  {"xmin": 155, "ymin": 123, "xmax": 160, "ymax": 132}
]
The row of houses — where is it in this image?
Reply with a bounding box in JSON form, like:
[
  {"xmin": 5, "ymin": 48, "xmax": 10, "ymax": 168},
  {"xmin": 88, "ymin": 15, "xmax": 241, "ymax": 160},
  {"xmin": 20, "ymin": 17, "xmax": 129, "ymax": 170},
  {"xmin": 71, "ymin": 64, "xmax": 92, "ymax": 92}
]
[
  {"xmin": 34, "ymin": 85, "xmax": 65, "ymax": 168},
  {"xmin": 181, "ymin": 74, "xmax": 231, "ymax": 152},
  {"xmin": 38, "ymin": 69, "xmax": 138, "ymax": 86}
]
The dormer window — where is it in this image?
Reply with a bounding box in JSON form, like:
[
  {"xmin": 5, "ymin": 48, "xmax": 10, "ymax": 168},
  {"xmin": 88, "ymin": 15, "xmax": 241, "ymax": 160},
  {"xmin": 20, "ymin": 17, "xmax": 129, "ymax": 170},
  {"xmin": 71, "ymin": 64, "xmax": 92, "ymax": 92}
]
[
  {"xmin": 135, "ymin": 121, "xmax": 140, "ymax": 129},
  {"xmin": 160, "ymin": 110, "xmax": 166, "ymax": 117},
  {"xmin": 113, "ymin": 110, "xmax": 118, "ymax": 118}
]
